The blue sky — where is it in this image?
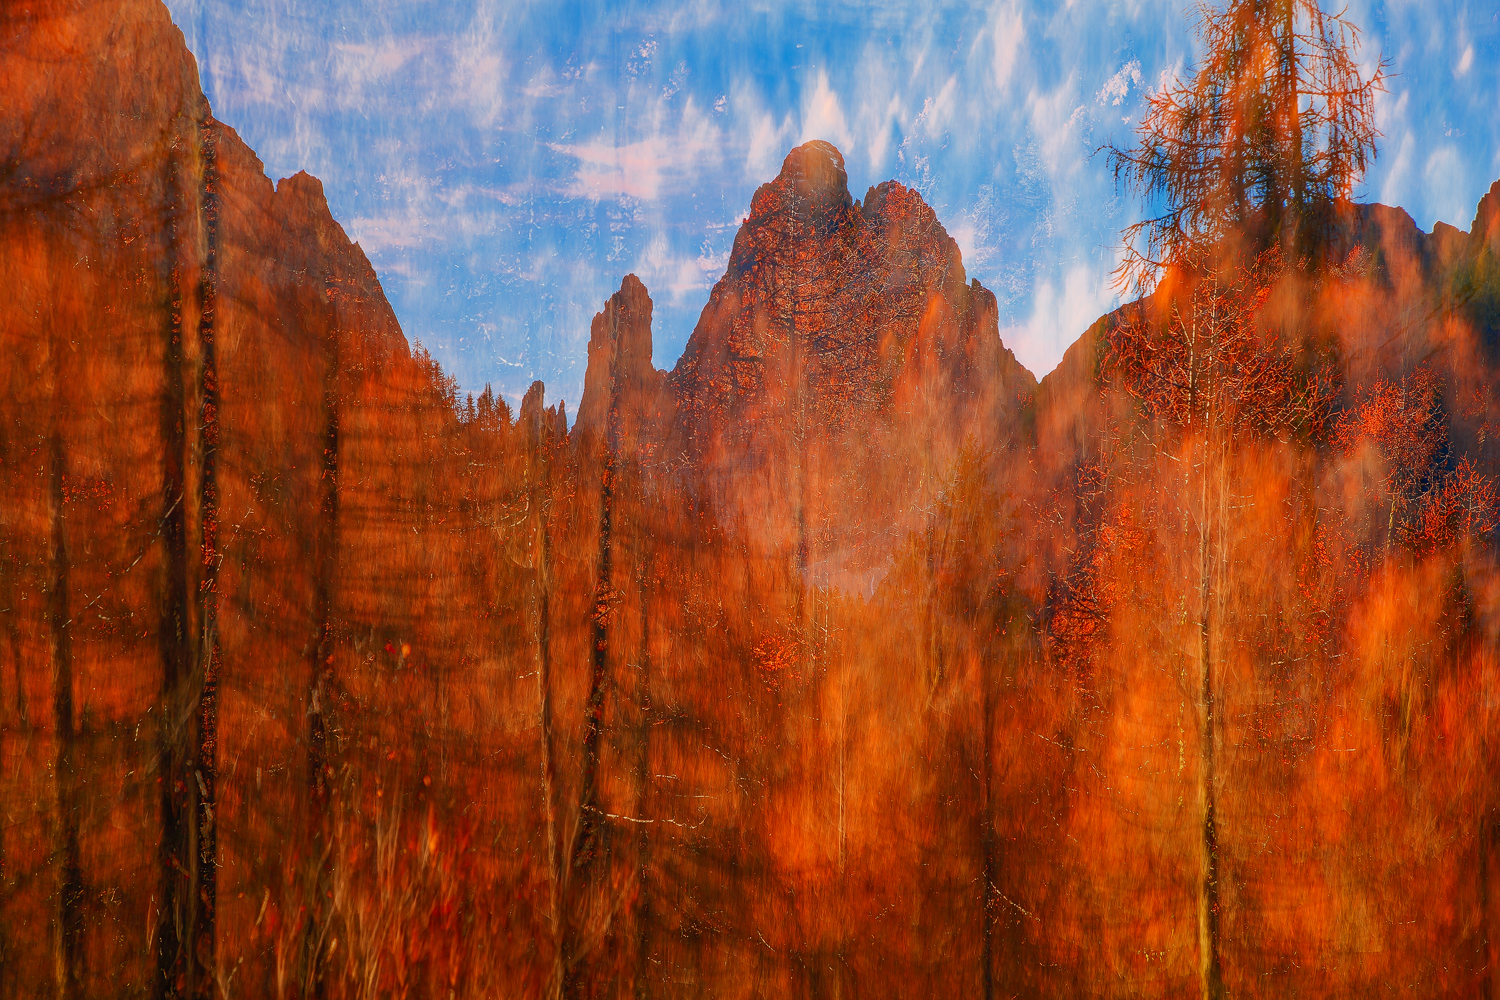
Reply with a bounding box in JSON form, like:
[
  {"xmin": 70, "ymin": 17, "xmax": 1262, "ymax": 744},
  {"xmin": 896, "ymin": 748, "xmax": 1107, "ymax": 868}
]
[{"xmin": 162, "ymin": 0, "xmax": 1500, "ymax": 406}]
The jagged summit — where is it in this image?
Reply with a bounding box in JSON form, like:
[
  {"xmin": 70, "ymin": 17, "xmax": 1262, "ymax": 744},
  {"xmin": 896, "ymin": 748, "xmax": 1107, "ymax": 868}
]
[
  {"xmin": 573, "ymin": 273, "xmax": 661, "ymax": 449},
  {"xmin": 671, "ymin": 140, "xmax": 1033, "ymax": 428},
  {"xmin": 650, "ymin": 140, "xmax": 1036, "ymax": 574},
  {"xmin": 772, "ymin": 139, "xmax": 854, "ymax": 208}
]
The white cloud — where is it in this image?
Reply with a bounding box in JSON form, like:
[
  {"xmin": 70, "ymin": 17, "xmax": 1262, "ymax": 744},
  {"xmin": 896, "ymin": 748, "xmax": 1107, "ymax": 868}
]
[
  {"xmin": 522, "ymin": 71, "xmax": 567, "ymax": 99},
  {"xmin": 1375, "ymin": 85, "xmax": 1411, "ymax": 134},
  {"xmin": 451, "ymin": 12, "xmax": 508, "ymax": 128},
  {"xmin": 549, "ymin": 138, "xmax": 677, "ymax": 200},
  {"xmin": 745, "ymin": 106, "xmax": 798, "ymax": 180},
  {"xmin": 1098, "ymin": 60, "xmax": 1142, "ymax": 106},
  {"xmin": 800, "ymin": 70, "xmax": 854, "ymax": 153},
  {"xmin": 1457, "ymin": 43, "xmax": 1474, "ymax": 76},
  {"xmin": 207, "ymin": 48, "xmax": 280, "ymax": 106},
  {"xmin": 861, "ymin": 93, "xmax": 903, "ymax": 173},
  {"xmin": 1423, "ymin": 146, "xmax": 1467, "ymax": 227},
  {"xmin": 330, "ymin": 38, "xmax": 429, "ymax": 110},
  {"xmin": 1027, "ymin": 80, "xmax": 1089, "ymax": 182},
  {"xmin": 990, "ymin": 0, "xmax": 1025, "ymax": 92},
  {"xmin": 1379, "ymin": 129, "xmax": 1415, "ymax": 208},
  {"xmin": 334, "ymin": 38, "xmax": 426, "ymax": 79},
  {"xmin": 849, "ymin": 42, "xmax": 908, "ymax": 174},
  {"xmin": 950, "ymin": 222, "xmax": 982, "ymax": 267},
  {"xmin": 550, "ymin": 99, "xmax": 724, "ymax": 200},
  {"xmin": 633, "ymin": 231, "xmax": 715, "ymax": 303},
  {"xmin": 914, "ymin": 76, "xmax": 959, "ymax": 139},
  {"xmin": 348, "ymin": 213, "xmax": 430, "ymax": 253},
  {"xmin": 1006, "ymin": 264, "xmax": 1115, "ymax": 376}
]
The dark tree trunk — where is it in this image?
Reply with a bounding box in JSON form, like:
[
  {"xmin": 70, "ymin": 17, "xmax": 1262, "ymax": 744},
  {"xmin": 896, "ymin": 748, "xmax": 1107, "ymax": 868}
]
[
  {"xmin": 525, "ymin": 393, "xmax": 562, "ymax": 1000},
  {"xmin": 1197, "ymin": 435, "xmax": 1225, "ymax": 1000},
  {"xmin": 48, "ymin": 428, "xmax": 82, "ymax": 1000},
  {"xmin": 565, "ymin": 331, "xmax": 626, "ymax": 1000},
  {"xmin": 632, "ymin": 536, "xmax": 652, "ymax": 1000},
  {"xmin": 0, "ymin": 621, "xmax": 19, "ymax": 1000},
  {"xmin": 192, "ymin": 120, "xmax": 221, "ymax": 1000},
  {"xmin": 980, "ymin": 652, "xmax": 996, "ymax": 1000},
  {"xmin": 572, "ymin": 432, "xmax": 615, "ymax": 882},
  {"xmin": 304, "ymin": 286, "xmax": 341, "ymax": 999},
  {"xmin": 1483, "ymin": 808, "xmax": 1500, "ymax": 1000},
  {"xmin": 156, "ymin": 120, "xmax": 220, "ymax": 1000},
  {"xmin": 155, "ymin": 150, "xmax": 191, "ymax": 1000}
]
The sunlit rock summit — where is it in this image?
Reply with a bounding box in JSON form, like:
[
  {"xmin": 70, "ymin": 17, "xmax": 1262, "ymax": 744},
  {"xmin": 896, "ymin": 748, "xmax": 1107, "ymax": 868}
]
[{"xmin": 650, "ymin": 140, "xmax": 1032, "ymax": 585}]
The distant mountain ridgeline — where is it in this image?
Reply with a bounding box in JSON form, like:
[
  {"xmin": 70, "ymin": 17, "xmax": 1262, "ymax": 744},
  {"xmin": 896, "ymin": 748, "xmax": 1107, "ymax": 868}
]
[{"xmin": 7, "ymin": 2, "xmax": 1500, "ymax": 999}]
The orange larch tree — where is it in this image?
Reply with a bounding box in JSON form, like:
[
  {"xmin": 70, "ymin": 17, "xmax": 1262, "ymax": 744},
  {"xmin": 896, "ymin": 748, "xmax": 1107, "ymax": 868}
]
[
  {"xmin": 1094, "ymin": 250, "xmax": 1337, "ymax": 999},
  {"xmin": 1333, "ymin": 366, "xmax": 1500, "ymax": 559},
  {"xmin": 1107, "ymin": 0, "xmax": 1386, "ymax": 291}
]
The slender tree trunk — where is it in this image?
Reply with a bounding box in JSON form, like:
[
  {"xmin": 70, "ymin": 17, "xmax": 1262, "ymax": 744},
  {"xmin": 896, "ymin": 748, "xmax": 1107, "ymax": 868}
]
[
  {"xmin": 529, "ymin": 415, "xmax": 562, "ymax": 1000},
  {"xmin": 980, "ymin": 650, "xmax": 997, "ymax": 1000},
  {"xmin": 563, "ymin": 324, "xmax": 629, "ymax": 999},
  {"xmin": 632, "ymin": 536, "xmax": 652, "ymax": 1000},
  {"xmin": 0, "ymin": 609, "xmax": 31, "ymax": 1000},
  {"xmin": 825, "ymin": 586, "xmax": 846, "ymax": 1000},
  {"xmin": 1194, "ymin": 297, "xmax": 1224, "ymax": 1000},
  {"xmin": 0, "ymin": 622, "xmax": 15, "ymax": 1000},
  {"xmin": 156, "ymin": 119, "xmax": 219, "ymax": 1000},
  {"xmin": 304, "ymin": 319, "xmax": 340, "ymax": 998},
  {"xmin": 1385, "ymin": 493, "xmax": 1399, "ymax": 557},
  {"xmin": 573, "ymin": 432, "xmax": 615, "ymax": 881},
  {"xmin": 1483, "ymin": 808, "xmax": 1500, "ymax": 1000},
  {"xmin": 922, "ymin": 452, "xmax": 939, "ymax": 703},
  {"xmin": 1282, "ymin": 0, "xmax": 1303, "ymax": 257},
  {"xmin": 1195, "ymin": 388, "xmax": 1225, "ymax": 1000},
  {"xmin": 192, "ymin": 121, "xmax": 221, "ymax": 1000},
  {"xmin": 1196, "ymin": 449, "xmax": 1224, "ymax": 1000},
  {"xmin": 156, "ymin": 158, "xmax": 191, "ymax": 1000},
  {"xmin": 836, "ymin": 623, "xmax": 845, "ymax": 883},
  {"xmin": 48, "ymin": 428, "xmax": 82, "ymax": 1000}
]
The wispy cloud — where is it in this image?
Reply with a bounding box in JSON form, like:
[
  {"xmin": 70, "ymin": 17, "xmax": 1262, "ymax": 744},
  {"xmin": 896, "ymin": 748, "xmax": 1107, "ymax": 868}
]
[
  {"xmin": 990, "ymin": 0, "xmax": 1026, "ymax": 92},
  {"xmin": 1098, "ymin": 60, "xmax": 1142, "ymax": 107},
  {"xmin": 549, "ymin": 98, "xmax": 724, "ymax": 200},
  {"xmin": 1004, "ymin": 264, "xmax": 1117, "ymax": 375},
  {"xmin": 799, "ymin": 70, "xmax": 854, "ymax": 152}
]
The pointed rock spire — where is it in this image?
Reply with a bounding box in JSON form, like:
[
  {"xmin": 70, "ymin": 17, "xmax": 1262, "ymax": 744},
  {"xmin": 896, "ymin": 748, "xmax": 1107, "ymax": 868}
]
[{"xmin": 574, "ymin": 273, "xmax": 659, "ymax": 448}]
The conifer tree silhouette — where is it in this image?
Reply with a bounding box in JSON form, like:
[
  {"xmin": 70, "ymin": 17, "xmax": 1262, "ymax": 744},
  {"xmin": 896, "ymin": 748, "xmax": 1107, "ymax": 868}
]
[{"xmin": 1107, "ymin": 0, "xmax": 1386, "ymax": 290}]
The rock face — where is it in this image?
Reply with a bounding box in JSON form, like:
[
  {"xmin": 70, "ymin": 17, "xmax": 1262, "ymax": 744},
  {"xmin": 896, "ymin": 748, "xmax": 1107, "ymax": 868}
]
[
  {"xmin": 1473, "ymin": 180, "xmax": 1500, "ymax": 256},
  {"xmin": 668, "ymin": 141, "xmax": 1035, "ymax": 586},
  {"xmin": 574, "ymin": 272, "xmax": 664, "ymax": 465}
]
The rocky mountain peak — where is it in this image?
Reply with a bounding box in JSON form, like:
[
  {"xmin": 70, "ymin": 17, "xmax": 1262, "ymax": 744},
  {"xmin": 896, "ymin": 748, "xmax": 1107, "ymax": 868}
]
[
  {"xmin": 573, "ymin": 273, "xmax": 661, "ymax": 448},
  {"xmin": 1473, "ymin": 179, "xmax": 1500, "ymax": 257},
  {"xmin": 654, "ymin": 141, "xmax": 1035, "ymax": 577},
  {"xmin": 774, "ymin": 139, "xmax": 852, "ymax": 206},
  {"xmin": 735, "ymin": 139, "xmax": 857, "ymax": 241}
]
